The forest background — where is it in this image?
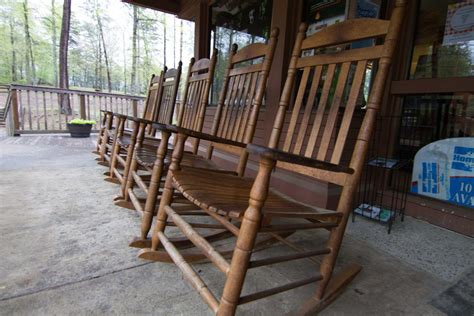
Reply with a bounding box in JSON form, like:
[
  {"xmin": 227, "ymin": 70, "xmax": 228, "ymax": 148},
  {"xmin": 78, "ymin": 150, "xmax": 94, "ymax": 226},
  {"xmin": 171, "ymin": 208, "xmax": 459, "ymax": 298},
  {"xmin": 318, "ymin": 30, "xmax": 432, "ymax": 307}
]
[{"xmin": 0, "ymin": 0, "xmax": 195, "ymax": 96}]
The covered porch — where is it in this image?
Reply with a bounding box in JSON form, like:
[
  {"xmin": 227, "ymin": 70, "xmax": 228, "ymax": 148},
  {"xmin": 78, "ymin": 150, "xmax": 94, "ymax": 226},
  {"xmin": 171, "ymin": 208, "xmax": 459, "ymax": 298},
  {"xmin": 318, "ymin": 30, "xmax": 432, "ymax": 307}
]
[
  {"xmin": 1, "ymin": 0, "xmax": 473, "ymax": 314},
  {"xmin": 0, "ymin": 133, "xmax": 472, "ymax": 314}
]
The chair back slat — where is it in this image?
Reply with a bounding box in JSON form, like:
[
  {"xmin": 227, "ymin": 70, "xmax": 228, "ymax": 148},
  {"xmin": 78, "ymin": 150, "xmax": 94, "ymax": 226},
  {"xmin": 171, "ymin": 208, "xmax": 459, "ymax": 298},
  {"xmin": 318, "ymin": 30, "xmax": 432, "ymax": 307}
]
[
  {"xmin": 154, "ymin": 63, "xmax": 182, "ymax": 125},
  {"xmin": 210, "ymin": 28, "xmax": 279, "ymax": 150},
  {"xmin": 269, "ymin": 2, "xmax": 405, "ymax": 184},
  {"xmin": 231, "ymin": 72, "xmax": 252, "ymax": 140},
  {"xmin": 282, "ymin": 66, "xmax": 311, "ymax": 152},
  {"xmin": 236, "ymin": 72, "xmax": 258, "ymax": 142},
  {"xmin": 331, "ymin": 60, "xmax": 367, "ymax": 164},
  {"xmin": 316, "ymin": 62, "xmax": 351, "ymax": 161},
  {"xmin": 303, "ymin": 63, "xmax": 336, "ymax": 158},
  {"xmin": 293, "ymin": 66, "xmax": 323, "ymax": 155},
  {"xmin": 177, "ymin": 51, "xmax": 217, "ymax": 136},
  {"xmin": 142, "ymin": 74, "xmax": 162, "ymax": 121}
]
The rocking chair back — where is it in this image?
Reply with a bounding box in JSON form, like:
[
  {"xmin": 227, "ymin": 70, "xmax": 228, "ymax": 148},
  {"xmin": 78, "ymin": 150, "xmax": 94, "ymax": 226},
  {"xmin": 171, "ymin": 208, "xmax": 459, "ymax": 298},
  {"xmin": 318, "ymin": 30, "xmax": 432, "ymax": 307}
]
[
  {"xmin": 270, "ymin": 14, "xmax": 403, "ymax": 187},
  {"xmin": 208, "ymin": 29, "xmax": 279, "ymax": 175},
  {"xmin": 141, "ymin": 74, "xmax": 163, "ymax": 121}
]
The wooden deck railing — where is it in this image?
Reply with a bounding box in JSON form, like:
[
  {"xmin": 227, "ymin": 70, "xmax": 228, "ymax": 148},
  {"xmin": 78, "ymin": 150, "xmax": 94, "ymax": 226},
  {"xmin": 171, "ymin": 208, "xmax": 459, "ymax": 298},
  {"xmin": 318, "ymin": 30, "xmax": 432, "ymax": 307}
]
[{"xmin": 5, "ymin": 84, "xmax": 145, "ymax": 135}]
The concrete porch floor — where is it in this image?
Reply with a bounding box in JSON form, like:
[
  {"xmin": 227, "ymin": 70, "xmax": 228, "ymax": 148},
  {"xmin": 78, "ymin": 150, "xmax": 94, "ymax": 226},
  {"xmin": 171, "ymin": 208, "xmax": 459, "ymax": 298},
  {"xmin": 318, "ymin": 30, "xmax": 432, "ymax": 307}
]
[{"xmin": 0, "ymin": 132, "xmax": 472, "ymax": 315}]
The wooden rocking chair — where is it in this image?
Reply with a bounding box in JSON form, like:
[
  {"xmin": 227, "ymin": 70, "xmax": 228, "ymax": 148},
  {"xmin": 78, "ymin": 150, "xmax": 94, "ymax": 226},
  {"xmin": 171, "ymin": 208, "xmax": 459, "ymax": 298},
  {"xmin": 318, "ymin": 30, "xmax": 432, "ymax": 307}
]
[
  {"xmin": 139, "ymin": 1, "xmax": 405, "ymax": 314},
  {"xmin": 124, "ymin": 30, "xmax": 279, "ymax": 249},
  {"xmin": 113, "ymin": 53, "xmax": 217, "ymax": 206},
  {"xmin": 104, "ymin": 64, "xmax": 181, "ymax": 184},
  {"xmin": 95, "ymin": 73, "xmax": 165, "ymax": 166}
]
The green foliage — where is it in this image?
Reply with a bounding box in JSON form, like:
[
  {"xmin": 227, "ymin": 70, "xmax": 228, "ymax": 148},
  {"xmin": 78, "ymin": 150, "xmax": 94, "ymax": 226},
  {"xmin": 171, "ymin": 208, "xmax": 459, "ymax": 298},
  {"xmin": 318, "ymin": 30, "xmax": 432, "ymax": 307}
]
[
  {"xmin": 69, "ymin": 118, "xmax": 96, "ymax": 124},
  {"xmin": 0, "ymin": 0, "xmax": 195, "ymax": 96}
]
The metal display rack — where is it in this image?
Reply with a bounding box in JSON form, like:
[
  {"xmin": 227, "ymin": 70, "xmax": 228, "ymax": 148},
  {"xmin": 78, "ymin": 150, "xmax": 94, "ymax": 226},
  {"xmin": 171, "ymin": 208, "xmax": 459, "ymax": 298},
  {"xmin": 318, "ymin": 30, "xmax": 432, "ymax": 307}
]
[{"xmin": 352, "ymin": 114, "xmax": 410, "ymax": 233}]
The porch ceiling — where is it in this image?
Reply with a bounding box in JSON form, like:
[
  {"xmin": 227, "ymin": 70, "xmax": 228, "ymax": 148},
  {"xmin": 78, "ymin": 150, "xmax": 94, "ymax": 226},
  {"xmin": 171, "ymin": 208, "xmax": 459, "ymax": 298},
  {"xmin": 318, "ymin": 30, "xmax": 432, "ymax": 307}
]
[
  {"xmin": 122, "ymin": 0, "xmax": 181, "ymax": 15},
  {"xmin": 122, "ymin": 0, "xmax": 209, "ymax": 21}
]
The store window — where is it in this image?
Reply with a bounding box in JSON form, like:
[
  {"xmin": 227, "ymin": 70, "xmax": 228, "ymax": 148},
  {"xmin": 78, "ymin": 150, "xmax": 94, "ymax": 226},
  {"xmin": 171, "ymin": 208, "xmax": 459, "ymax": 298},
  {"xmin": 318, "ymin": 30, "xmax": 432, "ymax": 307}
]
[
  {"xmin": 399, "ymin": 1, "xmax": 474, "ymax": 160},
  {"xmin": 399, "ymin": 93, "xmax": 474, "ymax": 161},
  {"xmin": 210, "ymin": 0, "xmax": 273, "ymax": 103},
  {"xmin": 409, "ymin": 0, "xmax": 474, "ymax": 79},
  {"xmin": 395, "ymin": 1, "xmax": 474, "ymax": 208}
]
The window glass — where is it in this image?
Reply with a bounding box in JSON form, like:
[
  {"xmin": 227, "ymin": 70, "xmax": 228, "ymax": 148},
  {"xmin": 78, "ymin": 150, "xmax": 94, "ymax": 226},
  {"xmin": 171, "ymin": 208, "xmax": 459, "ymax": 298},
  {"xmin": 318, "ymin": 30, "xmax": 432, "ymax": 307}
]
[
  {"xmin": 210, "ymin": 0, "xmax": 273, "ymax": 103},
  {"xmin": 410, "ymin": 0, "xmax": 474, "ymax": 79},
  {"xmin": 398, "ymin": 93, "xmax": 474, "ymax": 162}
]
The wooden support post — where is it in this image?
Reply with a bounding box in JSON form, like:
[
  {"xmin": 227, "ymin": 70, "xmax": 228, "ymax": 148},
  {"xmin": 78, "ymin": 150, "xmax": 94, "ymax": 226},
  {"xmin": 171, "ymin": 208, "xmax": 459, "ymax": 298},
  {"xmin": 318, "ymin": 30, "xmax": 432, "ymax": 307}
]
[
  {"xmin": 263, "ymin": 0, "xmax": 303, "ymax": 145},
  {"xmin": 194, "ymin": 0, "xmax": 210, "ymax": 59},
  {"xmin": 10, "ymin": 89, "xmax": 20, "ymax": 135},
  {"xmin": 79, "ymin": 94, "xmax": 86, "ymax": 119},
  {"xmin": 132, "ymin": 99, "xmax": 138, "ymax": 117}
]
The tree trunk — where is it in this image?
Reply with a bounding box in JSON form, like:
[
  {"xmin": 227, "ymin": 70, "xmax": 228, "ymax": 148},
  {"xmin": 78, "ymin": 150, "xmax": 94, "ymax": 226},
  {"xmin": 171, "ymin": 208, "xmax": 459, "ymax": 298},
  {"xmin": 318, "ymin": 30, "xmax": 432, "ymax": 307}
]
[
  {"xmin": 179, "ymin": 20, "xmax": 183, "ymax": 63},
  {"xmin": 163, "ymin": 14, "xmax": 166, "ymax": 67},
  {"xmin": 51, "ymin": 0, "xmax": 58, "ymax": 86},
  {"xmin": 94, "ymin": 40, "xmax": 99, "ymax": 89},
  {"xmin": 23, "ymin": 0, "xmax": 36, "ymax": 84},
  {"xmin": 9, "ymin": 17, "xmax": 17, "ymax": 82},
  {"xmin": 59, "ymin": 0, "xmax": 71, "ymax": 114},
  {"xmin": 173, "ymin": 17, "xmax": 176, "ymax": 67},
  {"xmin": 131, "ymin": 6, "xmax": 138, "ymax": 94},
  {"xmin": 123, "ymin": 31, "xmax": 127, "ymax": 94},
  {"xmin": 98, "ymin": 38, "xmax": 103, "ymax": 90},
  {"xmin": 95, "ymin": 7, "xmax": 112, "ymax": 92}
]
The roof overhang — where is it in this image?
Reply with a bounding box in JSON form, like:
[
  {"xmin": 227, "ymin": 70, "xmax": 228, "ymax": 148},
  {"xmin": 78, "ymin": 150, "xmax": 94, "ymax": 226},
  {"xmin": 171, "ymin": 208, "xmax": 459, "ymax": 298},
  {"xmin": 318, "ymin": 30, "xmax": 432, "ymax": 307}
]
[{"xmin": 122, "ymin": 0, "xmax": 181, "ymax": 15}]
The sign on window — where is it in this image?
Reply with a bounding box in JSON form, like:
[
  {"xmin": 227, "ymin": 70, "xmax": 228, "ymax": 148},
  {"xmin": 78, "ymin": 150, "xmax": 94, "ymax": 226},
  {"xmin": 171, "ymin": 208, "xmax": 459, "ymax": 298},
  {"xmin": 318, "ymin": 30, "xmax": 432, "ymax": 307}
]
[{"xmin": 412, "ymin": 138, "xmax": 474, "ymax": 208}]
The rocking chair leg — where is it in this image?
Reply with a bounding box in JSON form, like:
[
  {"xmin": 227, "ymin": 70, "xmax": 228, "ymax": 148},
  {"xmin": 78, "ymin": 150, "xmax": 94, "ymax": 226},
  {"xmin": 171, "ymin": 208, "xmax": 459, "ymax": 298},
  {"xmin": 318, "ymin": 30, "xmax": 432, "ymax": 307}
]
[
  {"xmin": 145, "ymin": 133, "xmax": 187, "ymax": 253},
  {"xmin": 99, "ymin": 113, "xmax": 114, "ymax": 162},
  {"xmin": 106, "ymin": 117, "xmax": 123, "ymax": 179},
  {"xmin": 218, "ymin": 157, "xmax": 275, "ymax": 316},
  {"xmin": 98, "ymin": 128, "xmax": 109, "ymax": 162},
  {"xmin": 121, "ymin": 149, "xmax": 139, "ymax": 202},
  {"xmin": 94, "ymin": 128, "xmax": 103, "ymax": 153},
  {"xmin": 141, "ymin": 132, "xmax": 170, "ymax": 240},
  {"xmin": 116, "ymin": 121, "xmax": 139, "ymax": 199},
  {"xmin": 108, "ymin": 141, "xmax": 121, "ymax": 180},
  {"xmin": 150, "ymin": 172, "xmax": 174, "ymax": 251},
  {"xmin": 315, "ymin": 201, "xmax": 353, "ymax": 300}
]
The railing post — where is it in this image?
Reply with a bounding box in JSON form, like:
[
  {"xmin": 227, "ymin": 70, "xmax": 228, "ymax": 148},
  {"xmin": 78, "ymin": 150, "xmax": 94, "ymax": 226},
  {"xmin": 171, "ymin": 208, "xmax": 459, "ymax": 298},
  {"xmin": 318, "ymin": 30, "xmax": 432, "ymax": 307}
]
[
  {"xmin": 132, "ymin": 99, "xmax": 138, "ymax": 117},
  {"xmin": 10, "ymin": 88, "xmax": 20, "ymax": 135},
  {"xmin": 80, "ymin": 94, "xmax": 87, "ymax": 119}
]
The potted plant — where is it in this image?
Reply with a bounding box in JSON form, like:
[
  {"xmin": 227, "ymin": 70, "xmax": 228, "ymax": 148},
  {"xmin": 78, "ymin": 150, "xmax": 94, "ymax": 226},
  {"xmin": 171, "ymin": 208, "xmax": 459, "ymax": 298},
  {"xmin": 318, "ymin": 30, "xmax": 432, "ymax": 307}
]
[{"xmin": 67, "ymin": 118, "xmax": 96, "ymax": 138}]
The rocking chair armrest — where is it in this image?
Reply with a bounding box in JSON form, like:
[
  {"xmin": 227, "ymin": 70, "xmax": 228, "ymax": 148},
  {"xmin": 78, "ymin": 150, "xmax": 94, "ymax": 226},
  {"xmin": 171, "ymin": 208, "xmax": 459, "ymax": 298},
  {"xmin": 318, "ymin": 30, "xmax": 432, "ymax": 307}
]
[
  {"xmin": 116, "ymin": 115, "xmax": 158, "ymax": 127},
  {"xmin": 246, "ymin": 144, "xmax": 354, "ymax": 174},
  {"xmin": 162, "ymin": 124, "xmax": 247, "ymax": 148},
  {"xmin": 100, "ymin": 109, "xmax": 115, "ymax": 116}
]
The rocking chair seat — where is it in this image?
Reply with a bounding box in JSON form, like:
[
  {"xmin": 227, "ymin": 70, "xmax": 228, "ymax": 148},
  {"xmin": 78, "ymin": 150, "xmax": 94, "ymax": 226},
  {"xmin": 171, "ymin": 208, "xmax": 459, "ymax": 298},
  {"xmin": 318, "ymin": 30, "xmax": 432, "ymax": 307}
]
[
  {"xmin": 135, "ymin": 147, "xmax": 223, "ymax": 171},
  {"xmin": 172, "ymin": 166, "xmax": 341, "ymax": 220},
  {"xmin": 117, "ymin": 135, "xmax": 132, "ymax": 148}
]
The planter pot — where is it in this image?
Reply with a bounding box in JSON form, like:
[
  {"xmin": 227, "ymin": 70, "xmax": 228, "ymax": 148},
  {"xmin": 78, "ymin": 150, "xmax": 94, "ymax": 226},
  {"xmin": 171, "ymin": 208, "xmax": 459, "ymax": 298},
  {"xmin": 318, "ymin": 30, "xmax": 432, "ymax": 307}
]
[{"xmin": 67, "ymin": 123, "xmax": 93, "ymax": 138}]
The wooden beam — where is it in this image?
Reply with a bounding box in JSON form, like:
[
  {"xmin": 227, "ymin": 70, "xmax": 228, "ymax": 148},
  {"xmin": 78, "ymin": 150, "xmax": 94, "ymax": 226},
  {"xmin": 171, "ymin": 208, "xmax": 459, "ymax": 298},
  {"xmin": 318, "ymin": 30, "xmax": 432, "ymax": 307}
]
[
  {"xmin": 391, "ymin": 77, "xmax": 474, "ymax": 94},
  {"xmin": 194, "ymin": 0, "xmax": 210, "ymax": 59},
  {"xmin": 122, "ymin": 0, "xmax": 181, "ymax": 15}
]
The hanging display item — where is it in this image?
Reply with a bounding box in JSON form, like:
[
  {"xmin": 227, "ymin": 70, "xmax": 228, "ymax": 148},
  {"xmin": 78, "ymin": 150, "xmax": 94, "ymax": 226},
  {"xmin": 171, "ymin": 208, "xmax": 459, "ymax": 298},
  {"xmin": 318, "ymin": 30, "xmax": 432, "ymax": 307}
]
[
  {"xmin": 411, "ymin": 138, "xmax": 474, "ymax": 208},
  {"xmin": 442, "ymin": 0, "xmax": 474, "ymax": 46}
]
